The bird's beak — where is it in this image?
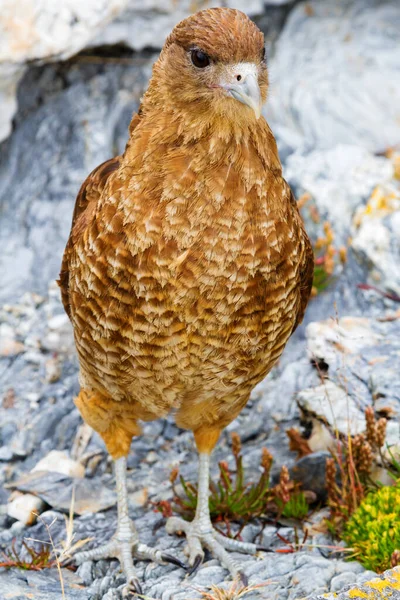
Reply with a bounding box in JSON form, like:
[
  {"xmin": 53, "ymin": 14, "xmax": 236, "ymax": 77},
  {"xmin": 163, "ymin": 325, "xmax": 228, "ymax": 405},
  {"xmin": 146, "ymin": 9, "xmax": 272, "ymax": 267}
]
[{"xmin": 221, "ymin": 72, "xmax": 262, "ymax": 120}]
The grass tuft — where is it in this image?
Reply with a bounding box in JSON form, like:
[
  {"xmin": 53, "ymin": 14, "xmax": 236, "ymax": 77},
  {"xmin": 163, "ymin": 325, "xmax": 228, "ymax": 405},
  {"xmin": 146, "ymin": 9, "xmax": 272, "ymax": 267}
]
[{"xmin": 154, "ymin": 433, "xmax": 311, "ymax": 530}]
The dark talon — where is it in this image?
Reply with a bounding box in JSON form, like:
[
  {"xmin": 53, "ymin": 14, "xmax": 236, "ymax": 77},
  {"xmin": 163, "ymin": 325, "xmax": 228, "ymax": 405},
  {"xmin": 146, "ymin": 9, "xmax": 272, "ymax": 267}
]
[
  {"xmin": 256, "ymin": 544, "xmax": 274, "ymax": 553},
  {"xmin": 161, "ymin": 552, "xmax": 187, "ymax": 570},
  {"xmin": 125, "ymin": 578, "xmax": 143, "ymax": 598},
  {"xmin": 187, "ymin": 553, "xmax": 203, "ymax": 576},
  {"xmin": 238, "ymin": 571, "xmax": 249, "ymax": 587}
]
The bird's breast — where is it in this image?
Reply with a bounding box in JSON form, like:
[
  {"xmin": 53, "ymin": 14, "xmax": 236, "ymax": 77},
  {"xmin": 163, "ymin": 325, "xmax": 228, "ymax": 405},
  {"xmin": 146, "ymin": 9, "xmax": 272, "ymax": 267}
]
[{"xmin": 71, "ymin": 134, "xmax": 302, "ymax": 406}]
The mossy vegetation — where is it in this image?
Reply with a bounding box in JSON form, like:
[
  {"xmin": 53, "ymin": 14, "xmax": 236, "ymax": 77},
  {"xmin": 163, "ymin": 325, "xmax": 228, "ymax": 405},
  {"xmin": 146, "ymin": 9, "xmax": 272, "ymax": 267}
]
[{"xmin": 343, "ymin": 485, "xmax": 400, "ymax": 573}]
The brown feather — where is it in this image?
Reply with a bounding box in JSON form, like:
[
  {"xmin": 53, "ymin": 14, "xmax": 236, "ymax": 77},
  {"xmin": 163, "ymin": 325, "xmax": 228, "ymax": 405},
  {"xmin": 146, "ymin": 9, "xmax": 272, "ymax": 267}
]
[{"xmin": 59, "ymin": 8, "xmax": 313, "ymax": 458}]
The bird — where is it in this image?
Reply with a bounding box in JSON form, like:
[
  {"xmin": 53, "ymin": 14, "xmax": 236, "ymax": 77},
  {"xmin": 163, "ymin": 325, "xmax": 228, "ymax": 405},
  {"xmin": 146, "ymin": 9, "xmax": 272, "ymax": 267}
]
[{"xmin": 58, "ymin": 7, "xmax": 313, "ymax": 596}]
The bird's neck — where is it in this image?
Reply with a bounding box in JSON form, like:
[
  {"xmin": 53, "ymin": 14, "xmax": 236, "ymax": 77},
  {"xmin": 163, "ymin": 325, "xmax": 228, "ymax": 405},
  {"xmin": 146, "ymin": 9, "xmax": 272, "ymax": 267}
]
[{"xmin": 122, "ymin": 105, "xmax": 282, "ymax": 198}]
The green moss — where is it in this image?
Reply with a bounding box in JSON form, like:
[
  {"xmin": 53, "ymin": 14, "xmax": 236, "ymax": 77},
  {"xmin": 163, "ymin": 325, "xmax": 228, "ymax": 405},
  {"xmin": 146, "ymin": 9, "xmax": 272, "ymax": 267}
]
[
  {"xmin": 278, "ymin": 491, "xmax": 309, "ymax": 520},
  {"xmin": 343, "ymin": 485, "xmax": 400, "ymax": 572}
]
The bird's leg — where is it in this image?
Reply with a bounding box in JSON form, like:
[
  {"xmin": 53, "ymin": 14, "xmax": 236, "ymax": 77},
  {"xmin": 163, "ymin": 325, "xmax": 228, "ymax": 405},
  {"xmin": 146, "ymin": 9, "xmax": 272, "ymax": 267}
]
[
  {"xmin": 72, "ymin": 456, "xmax": 185, "ymax": 596},
  {"xmin": 166, "ymin": 432, "xmax": 270, "ymax": 584}
]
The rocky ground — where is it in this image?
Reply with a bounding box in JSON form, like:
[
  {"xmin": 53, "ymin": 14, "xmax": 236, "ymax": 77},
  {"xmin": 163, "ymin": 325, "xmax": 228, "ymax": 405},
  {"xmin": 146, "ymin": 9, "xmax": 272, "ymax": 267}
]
[{"xmin": 1, "ymin": 0, "xmax": 400, "ymax": 599}]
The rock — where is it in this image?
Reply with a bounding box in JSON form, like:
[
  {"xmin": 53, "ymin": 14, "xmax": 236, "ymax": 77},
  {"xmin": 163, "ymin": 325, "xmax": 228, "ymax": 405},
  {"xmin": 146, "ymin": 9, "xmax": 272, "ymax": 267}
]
[
  {"xmin": 304, "ymin": 315, "xmax": 400, "ymax": 422},
  {"xmin": 130, "ymin": 488, "xmax": 148, "ymax": 508},
  {"xmin": 309, "ymin": 565, "xmax": 400, "ymax": 600},
  {"xmin": 32, "ymin": 450, "xmax": 85, "ymax": 478},
  {"xmin": 0, "ymin": 446, "xmax": 13, "ymax": 461},
  {"xmin": 0, "ymin": 64, "xmax": 25, "ymax": 141},
  {"xmin": 47, "ymin": 314, "xmax": 70, "ymax": 330},
  {"xmin": 352, "ymin": 177, "xmax": 400, "ymax": 297},
  {"xmin": 330, "ymin": 573, "xmax": 357, "ymax": 591},
  {"xmin": 0, "ymin": 0, "xmax": 128, "ymax": 143},
  {"xmin": 45, "ymin": 355, "xmax": 61, "ymax": 383},
  {"xmin": 0, "ymin": 569, "xmax": 90, "ymax": 600},
  {"xmin": 288, "ymin": 451, "xmax": 331, "ymax": 501},
  {"xmin": 7, "ymin": 491, "xmax": 46, "ymax": 525},
  {"xmin": 285, "ymin": 145, "xmax": 393, "ymax": 244},
  {"xmin": 297, "ymin": 379, "xmax": 366, "ymax": 438},
  {"xmin": 0, "ymin": 323, "xmax": 25, "ymax": 357},
  {"xmin": 0, "ymin": 59, "xmax": 148, "ymax": 303},
  {"xmin": 307, "ymin": 317, "xmax": 382, "ymax": 368},
  {"xmin": 93, "ymin": 0, "xmax": 267, "ymax": 53},
  {"xmin": 266, "ymin": 0, "xmax": 400, "ymax": 155},
  {"xmin": 7, "ymin": 471, "xmax": 116, "ymax": 515}
]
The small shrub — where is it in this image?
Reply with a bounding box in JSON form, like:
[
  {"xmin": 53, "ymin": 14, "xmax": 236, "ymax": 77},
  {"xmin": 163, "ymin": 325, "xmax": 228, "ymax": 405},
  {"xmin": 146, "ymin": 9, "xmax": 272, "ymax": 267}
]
[{"xmin": 343, "ymin": 485, "xmax": 400, "ymax": 573}]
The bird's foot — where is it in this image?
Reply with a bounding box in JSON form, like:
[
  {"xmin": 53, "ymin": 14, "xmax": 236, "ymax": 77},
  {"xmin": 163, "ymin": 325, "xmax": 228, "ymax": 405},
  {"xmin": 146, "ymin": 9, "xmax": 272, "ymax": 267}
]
[
  {"xmin": 166, "ymin": 516, "xmax": 271, "ymax": 585},
  {"xmin": 71, "ymin": 532, "xmax": 185, "ymax": 597}
]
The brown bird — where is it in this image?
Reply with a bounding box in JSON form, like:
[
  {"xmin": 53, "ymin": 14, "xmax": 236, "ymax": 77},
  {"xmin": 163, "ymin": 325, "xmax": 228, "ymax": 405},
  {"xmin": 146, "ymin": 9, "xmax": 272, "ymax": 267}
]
[{"xmin": 59, "ymin": 7, "xmax": 313, "ymax": 595}]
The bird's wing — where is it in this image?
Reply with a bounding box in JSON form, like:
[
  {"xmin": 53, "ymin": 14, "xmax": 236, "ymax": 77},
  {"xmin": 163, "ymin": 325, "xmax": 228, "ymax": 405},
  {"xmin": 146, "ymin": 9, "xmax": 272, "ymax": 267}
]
[
  {"xmin": 58, "ymin": 156, "xmax": 121, "ymax": 317},
  {"xmin": 58, "ymin": 110, "xmax": 143, "ymax": 317},
  {"xmin": 290, "ymin": 189, "xmax": 314, "ymax": 330}
]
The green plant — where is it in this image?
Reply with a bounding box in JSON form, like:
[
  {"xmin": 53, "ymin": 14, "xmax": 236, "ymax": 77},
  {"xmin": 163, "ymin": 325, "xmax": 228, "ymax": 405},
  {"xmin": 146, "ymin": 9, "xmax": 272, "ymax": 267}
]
[
  {"xmin": 278, "ymin": 491, "xmax": 309, "ymax": 521},
  {"xmin": 172, "ymin": 434, "xmax": 276, "ymax": 524},
  {"xmin": 343, "ymin": 485, "xmax": 400, "ymax": 573},
  {"xmin": 0, "ymin": 540, "xmax": 55, "ymax": 571},
  {"xmin": 154, "ymin": 433, "xmax": 311, "ymax": 530}
]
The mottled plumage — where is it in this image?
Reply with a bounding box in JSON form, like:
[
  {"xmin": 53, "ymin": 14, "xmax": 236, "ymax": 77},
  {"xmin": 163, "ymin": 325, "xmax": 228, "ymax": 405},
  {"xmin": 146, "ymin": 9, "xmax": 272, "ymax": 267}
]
[{"xmin": 59, "ymin": 7, "xmax": 313, "ymax": 591}]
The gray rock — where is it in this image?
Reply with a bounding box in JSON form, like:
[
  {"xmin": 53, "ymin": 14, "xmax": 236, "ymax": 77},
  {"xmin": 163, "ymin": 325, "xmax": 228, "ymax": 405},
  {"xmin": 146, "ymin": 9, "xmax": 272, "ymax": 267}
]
[
  {"xmin": 7, "ymin": 471, "xmax": 116, "ymax": 515},
  {"xmin": 330, "ymin": 572, "xmax": 357, "ymax": 592},
  {"xmin": 302, "ymin": 315, "xmax": 400, "ymax": 426},
  {"xmin": 0, "ymin": 59, "xmax": 149, "ymax": 303},
  {"xmin": 308, "ymin": 566, "xmax": 400, "ymax": 599},
  {"xmin": 284, "ymin": 145, "xmax": 393, "ymax": 244},
  {"xmin": 0, "ymin": 569, "xmax": 90, "ymax": 600},
  {"xmin": 289, "ymin": 451, "xmax": 331, "ymax": 501},
  {"xmin": 266, "ymin": 0, "xmax": 400, "ymax": 155}
]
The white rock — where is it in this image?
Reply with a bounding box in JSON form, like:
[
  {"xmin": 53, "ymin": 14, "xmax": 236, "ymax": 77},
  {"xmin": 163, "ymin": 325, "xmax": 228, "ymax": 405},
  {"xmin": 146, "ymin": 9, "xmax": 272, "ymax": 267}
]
[
  {"xmin": 284, "ymin": 145, "xmax": 393, "ymax": 243},
  {"xmin": 0, "ymin": 0, "xmax": 130, "ymax": 143},
  {"xmin": 0, "ymin": 337, "xmax": 24, "ymax": 357},
  {"xmin": 307, "ymin": 317, "xmax": 381, "ymax": 366},
  {"xmin": 0, "ymin": 0, "xmax": 129, "ymax": 63},
  {"xmin": 130, "ymin": 488, "xmax": 148, "ymax": 507},
  {"xmin": 32, "ymin": 450, "xmax": 85, "ymax": 478},
  {"xmin": 266, "ymin": 0, "xmax": 400, "ymax": 154},
  {"xmin": 297, "ymin": 379, "xmax": 366, "ymax": 437},
  {"xmin": 47, "ymin": 313, "xmax": 70, "ymax": 330},
  {"xmin": 352, "ymin": 180, "xmax": 400, "ymax": 296},
  {"xmin": 0, "ymin": 64, "xmax": 24, "ymax": 141},
  {"xmin": 93, "ymin": 0, "xmax": 266, "ymax": 52},
  {"xmin": 7, "ymin": 492, "xmax": 45, "ymax": 525},
  {"xmin": 45, "ymin": 355, "xmax": 61, "ymax": 383}
]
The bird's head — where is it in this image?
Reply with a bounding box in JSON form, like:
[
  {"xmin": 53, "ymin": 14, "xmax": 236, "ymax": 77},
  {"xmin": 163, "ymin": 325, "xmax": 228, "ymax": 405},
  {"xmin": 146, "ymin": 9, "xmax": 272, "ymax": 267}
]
[{"xmin": 147, "ymin": 8, "xmax": 268, "ymax": 126}]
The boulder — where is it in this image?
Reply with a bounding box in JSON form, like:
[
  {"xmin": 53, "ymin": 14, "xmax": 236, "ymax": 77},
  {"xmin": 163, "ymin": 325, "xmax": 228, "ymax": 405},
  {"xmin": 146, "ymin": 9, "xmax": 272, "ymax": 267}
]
[{"xmin": 266, "ymin": 0, "xmax": 400, "ymax": 155}]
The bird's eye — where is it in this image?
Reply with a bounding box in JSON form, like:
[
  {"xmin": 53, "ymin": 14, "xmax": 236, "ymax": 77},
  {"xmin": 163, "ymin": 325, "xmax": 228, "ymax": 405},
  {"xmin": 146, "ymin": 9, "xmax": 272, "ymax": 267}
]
[{"xmin": 191, "ymin": 49, "xmax": 210, "ymax": 69}]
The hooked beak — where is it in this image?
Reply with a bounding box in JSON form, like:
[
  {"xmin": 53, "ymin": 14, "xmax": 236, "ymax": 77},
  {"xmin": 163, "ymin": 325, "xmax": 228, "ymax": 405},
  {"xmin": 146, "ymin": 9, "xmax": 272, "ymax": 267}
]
[{"xmin": 221, "ymin": 72, "xmax": 262, "ymax": 120}]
